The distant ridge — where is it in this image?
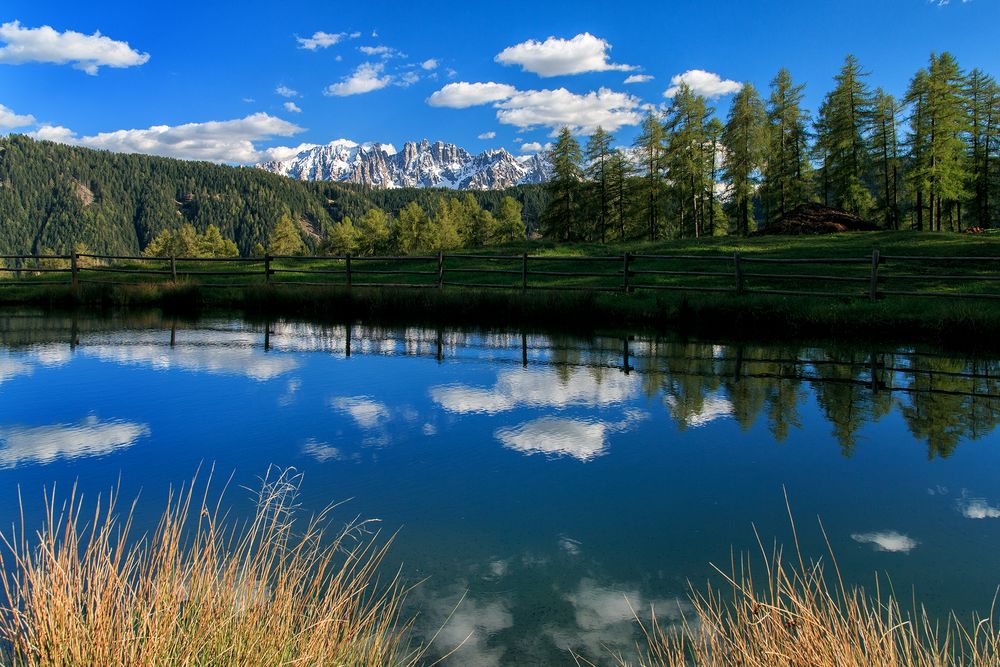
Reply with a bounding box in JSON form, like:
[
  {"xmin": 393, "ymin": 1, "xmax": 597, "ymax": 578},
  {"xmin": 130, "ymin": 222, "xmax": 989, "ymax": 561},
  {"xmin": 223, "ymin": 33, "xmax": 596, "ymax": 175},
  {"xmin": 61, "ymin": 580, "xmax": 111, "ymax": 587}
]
[{"xmin": 256, "ymin": 139, "xmax": 550, "ymax": 191}]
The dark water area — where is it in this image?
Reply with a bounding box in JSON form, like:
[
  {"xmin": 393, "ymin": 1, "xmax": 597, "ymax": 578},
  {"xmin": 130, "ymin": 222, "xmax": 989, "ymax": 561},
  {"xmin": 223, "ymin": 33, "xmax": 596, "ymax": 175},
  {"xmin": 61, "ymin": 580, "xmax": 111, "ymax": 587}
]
[{"xmin": 1, "ymin": 311, "xmax": 998, "ymax": 665}]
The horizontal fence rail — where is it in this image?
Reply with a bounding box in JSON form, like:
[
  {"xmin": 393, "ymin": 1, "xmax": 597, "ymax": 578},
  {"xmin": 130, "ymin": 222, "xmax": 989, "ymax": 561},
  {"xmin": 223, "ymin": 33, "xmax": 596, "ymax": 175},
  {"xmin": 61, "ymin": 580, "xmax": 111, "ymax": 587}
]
[{"xmin": 0, "ymin": 249, "xmax": 999, "ymax": 301}]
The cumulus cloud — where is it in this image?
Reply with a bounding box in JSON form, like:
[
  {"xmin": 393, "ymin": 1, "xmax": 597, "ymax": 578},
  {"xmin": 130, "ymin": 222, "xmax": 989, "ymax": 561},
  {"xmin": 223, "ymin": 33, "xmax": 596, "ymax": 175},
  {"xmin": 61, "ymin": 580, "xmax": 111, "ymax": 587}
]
[
  {"xmin": 664, "ymin": 69, "xmax": 743, "ymax": 99},
  {"xmin": 26, "ymin": 112, "xmax": 305, "ymax": 163},
  {"xmin": 495, "ymin": 412, "xmax": 646, "ymax": 462},
  {"xmin": 496, "ymin": 87, "xmax": 643, "ymax": 135},
  {"xmin": 477, "ymin": 131, "xmax": 496, "ymax": 140},
  {"xmin": 397, "ymin": 71, "xmax": 420, "ymax": 87},
  {"xmin": 851, "ymin": 531, "xmax": 918, "ymax": 553},
  {"xmin": 959, "ymin": 498, "xmax": 1000, "ymax": 519},
  {"xmin": 324, "ymin": 62, "xmax": 392, "ymax": 96},
  {"xmin": 296, "ymin": 31, "xmax": 357, "ymax": 50},
  {"xmin": 624, "ymin": 74, "xmax": 654, "ymax": 84},
  {"xmin": 421, "ymin": 58, "xmax": 438, "ymax": 70},
  {"xmin": 0, "ymin": 20, "xmax": 149, "ymax": 75},
  {"xmin": 0, "ymin": 417, "xmax": 150, "ymax": 468},
  {"xmin": 0, "ymin": 102, "xmax": 35, "ymax": 128},
  {"xmin": 495, "ymin": 32, "xmax": 633, "ymax": 77},
  {"xmin": 330, "ymin": 396, "xmax": 390, "ymax": 429},
  {"xmin": 427, "ymin": 81, "xmax": 518, "ymax": 108},
  {"xmin": 520, "ymin": 141, "xmax": 545, "ymax": 152},
  {"xmin": 275, "ymin": 85, "xmax": 298, "ymax": 98},
  {"xmin": 283, "ymin": 101, "xmax": 302, "ymax": 113}
]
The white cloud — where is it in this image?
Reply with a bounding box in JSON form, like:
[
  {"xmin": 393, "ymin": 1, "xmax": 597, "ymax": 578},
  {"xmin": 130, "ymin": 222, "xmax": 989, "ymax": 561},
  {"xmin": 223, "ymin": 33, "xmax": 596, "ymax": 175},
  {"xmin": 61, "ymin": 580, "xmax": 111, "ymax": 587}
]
[
  {"xmin": 301, "ymin": 439, "xmax": 358, "ymax": 463},
  {"xmin": 520, "ymin": 141, "xmax": 544, "ymax": 152},
  {"xmin": 27, "ymin": 112, "xmax": 305, "ymax": 163},
  {"xmin": 431, "ymin": 367, "xmax": 638, "ymax": 415},
  {"xmin": 959, "ymin": 498, "xmax": 1000, "ymax": 519},
  {"xmin": 275, "ymin": 85, "xmax": 298, "ymax": 98},
  {"xmin": 0, "ymin": 20, "xmax": 149, "ymax": 75},
  {"xmin": 0, "ymin": 102, "xmax": 35, "ymax": 128},
  {"xmin": 496, "ymin": 87, "xmax": 642, "ymax": 135},
  {"xmin": 397, "ymin": 71, "xmax": 420, "ymax": 87},
  {"xmin": 665, "ymin": 392, "xmax": 733, "ymax": 428},
  {"xmin": 359, "ymin": 45, "xmax": 401, "ymax": 58},
  {"xmin": 477, "ymin": 131, "xmax": 496, "ymax": 140},
  {"xmin": 851, "ymin": 531, "xmax": 918, "ymax": 553},
  {"xmin": 330, "ymin": 396, "xmax": 389, "ymax": 429},
  {"xmin": 283, "ymin": 101, "xmax": 302, "ymax": 113},
  {"xmin": 624, "ymin": 74, "xmax": 654, "ymax": 84},
  {"xmin": 296, "ymin": 31, "xmax": 355, "ymax": 50},
  {"xmin": 495, "ymin": 32, "xmax": 633, "ymax": 77},
  {"xmin": 257, "ymin": 142, "xmax": 319, "ymax": 162},
  {"xmin": 0, "ymin": 417, "xmax": 150, "ymax": 468},
  {"xmin": 421, "ymin": 58, "xmax": 438, "ymax": 70},
  {"xmin": 324, "ymin": 62, "xmax": 391, "ymax": 96},
  {"xmin": 496, "ymin": 417, "xmax": 609, "ymax": 461},
  {"xmin": 664, "ymin": 69, "xmax": 742, "ymax": 99},
  {"xmin": 427, "ymin": 81, "xmax": 518, "ymax": 108}
]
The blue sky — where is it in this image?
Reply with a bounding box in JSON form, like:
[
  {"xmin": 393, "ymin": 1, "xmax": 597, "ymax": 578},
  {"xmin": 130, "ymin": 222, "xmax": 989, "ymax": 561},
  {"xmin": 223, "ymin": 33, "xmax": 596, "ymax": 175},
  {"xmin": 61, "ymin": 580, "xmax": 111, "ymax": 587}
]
[{"xmin": 0, "ymin": 0, "xmax": 996, "ymax": 163}]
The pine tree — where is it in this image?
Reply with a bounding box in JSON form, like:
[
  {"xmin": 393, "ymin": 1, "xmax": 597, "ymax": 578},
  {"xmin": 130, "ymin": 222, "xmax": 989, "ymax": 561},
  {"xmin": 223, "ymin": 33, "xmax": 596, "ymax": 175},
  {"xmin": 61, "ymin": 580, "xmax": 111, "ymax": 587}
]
[
  {"xmin": 964, "ymin": 68, "xmax": 999, "ymax": 227},
  {"xmin": 762, "ymin": 69, "xmax": 812, "ymax": 224},
  {"xmin": 871, "ymin": 90, "xmax": 901, "ymax": 229},
  {"xmin": 584, "ymin": 127, "xmax": 614, "ymax": 243},
  {"xmin": 633, "ymin": 112, "xmax": 666, "ymax": 240},
  {"xmin": 705, "ymin": 118, "xmax": 725, "ymax": 236},
  {"xmin": 605, "ymin": 149, "xmax": 634, "ymax": 240},
  {"xmin": 924, "ymin": 52, "xmax": 970, "ymax": 231},
  {"xmin": 814, "ymin": 55, "xmax": 875, "ymax": 216},
  {"xmin": 543, "ymin": 127, "xmax": 584, "ymax": 241},
  {"xmin": 664, "ymin": 83, "xmax": 713, "ymax": 238},
  {"xmin": 722, "ymin": 83, "xmax": 767, "ymax": 236},
  {"xmin": 904, "ymin": 68, "xmax": 932, "ymax": 230}
]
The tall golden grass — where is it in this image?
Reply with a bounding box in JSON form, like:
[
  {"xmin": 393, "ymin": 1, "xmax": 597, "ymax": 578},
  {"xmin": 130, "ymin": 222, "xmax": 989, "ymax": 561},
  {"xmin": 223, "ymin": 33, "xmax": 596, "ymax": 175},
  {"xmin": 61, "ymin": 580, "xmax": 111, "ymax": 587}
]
[
  {"xmin": 0, "ymin": 468, "xmax": 419, "ymax": 666},
  {"xmin": 609, "ymin": 500, "xmax": 1000, "ymax": 667}
]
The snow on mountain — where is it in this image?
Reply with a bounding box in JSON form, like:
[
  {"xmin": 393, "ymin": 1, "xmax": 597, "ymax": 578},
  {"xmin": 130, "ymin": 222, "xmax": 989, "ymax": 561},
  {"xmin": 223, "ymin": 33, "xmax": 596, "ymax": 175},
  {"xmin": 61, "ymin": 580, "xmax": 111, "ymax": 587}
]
[{"xmin": 256, "ymin": 139, "xmax": 550, "ymax": 190}]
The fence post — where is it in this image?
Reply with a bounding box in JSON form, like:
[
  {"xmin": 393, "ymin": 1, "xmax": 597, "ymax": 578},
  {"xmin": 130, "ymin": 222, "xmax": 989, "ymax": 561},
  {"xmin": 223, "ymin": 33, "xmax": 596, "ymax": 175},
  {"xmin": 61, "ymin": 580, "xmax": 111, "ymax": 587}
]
[
  {"xmin": 170, "ymin": 256, "xmax": 178, "ymax": 285},
  {"xmin": 70, "ymin": 251, "xmax": 78, "ymax": 288},
  {"xmin": 734, "ymin": 252, "xmax": 743, "ymax": 295},
  {"xmin": 622, "ymin": 253, "xmax": 631, "ymax": 293},
  {"xmin": 522, "ymin": 253, "xmax": 529, "ymax": 292},
  {"xmin": 869, "ymin": 249, "xmax": 880, "ymax": 301},
  {"xmin": 436, "ymin": 251, "xmax": 444, "ymax": 288},
  {"xmin": 345, "ymin": 253, "xmax": 352, "ymax": 288},
  {"xmin": 264, "ymin": 253, "xmax": 271, "ymax": 285}
]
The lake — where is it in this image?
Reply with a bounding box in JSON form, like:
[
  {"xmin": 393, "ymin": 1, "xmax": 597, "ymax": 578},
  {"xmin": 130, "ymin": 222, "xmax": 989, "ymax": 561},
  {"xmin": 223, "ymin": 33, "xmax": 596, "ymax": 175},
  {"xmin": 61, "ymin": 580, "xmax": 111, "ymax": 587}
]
[{"xmin": 1, "ymin": 311, "xmax": 998, "ymax": 665}]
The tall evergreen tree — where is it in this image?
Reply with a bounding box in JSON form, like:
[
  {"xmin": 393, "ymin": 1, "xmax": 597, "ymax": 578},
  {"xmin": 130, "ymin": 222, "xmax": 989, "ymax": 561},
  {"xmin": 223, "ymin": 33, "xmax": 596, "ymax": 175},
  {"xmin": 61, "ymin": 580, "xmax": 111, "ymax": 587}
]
[
  {"xmin": 605, "ymin": 149, "xmax": 634, "ymax": 240},
  {"xmin": 905, "ymin": 68, "xmax": 932, "ymax": 230},
  {"xmin": 964, "ymin": 68, "xmax": 999, "ymax": 227},
  {"xmin": 924, "ymin": 52, "xmax": 970, "ymax": 231},
  {"xmin": 633, "ymin": 111, "xmax": 666, "ymax": 240},
  {"xmin": 664, "ymin": 83, "xmax": 713, "ymax": 238},
  {"xmin": 706, "ymin": 118, "xmax": 725, "ymax": 236},
  {"xmin": 813, "ymin": 55, "xmax": 875, "ymax": 217},
  {"xmin": 722, "ymin": 83, "xmax": 767, "ymax": 236},
  {"xmin": 584, "ymin": 127, "xmax": 614, "ymax": 243},
  {"xmin": 543, "ymin": 127, "xmax": 584, "ymax": 241},
  {"xmin": 871, "ymin": 89, "xmax": 901, "ymax": 228},
  {"xmin": 496, "ymin": 196, "xmax": 526, "ymax": 242},
  {"xmin": 762, "ymin": 68, "xmax": 812, "ymax": 224}
]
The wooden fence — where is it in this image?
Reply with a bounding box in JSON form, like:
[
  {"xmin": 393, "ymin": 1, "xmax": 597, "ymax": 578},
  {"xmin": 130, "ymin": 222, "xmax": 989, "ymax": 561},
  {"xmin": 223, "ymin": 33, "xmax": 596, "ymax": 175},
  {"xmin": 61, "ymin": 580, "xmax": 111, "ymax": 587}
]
[{"xmin": 1, "ymin": 249, "xmax": 999, "ymax": 300}]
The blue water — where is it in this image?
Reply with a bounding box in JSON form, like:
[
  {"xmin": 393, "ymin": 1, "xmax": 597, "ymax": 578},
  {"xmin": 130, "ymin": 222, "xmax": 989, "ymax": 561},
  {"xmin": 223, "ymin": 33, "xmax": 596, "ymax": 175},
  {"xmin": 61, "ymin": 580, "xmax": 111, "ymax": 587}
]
[{"xmin": 1, "ymin": 312, "xmax": 999, "ymax": 664}]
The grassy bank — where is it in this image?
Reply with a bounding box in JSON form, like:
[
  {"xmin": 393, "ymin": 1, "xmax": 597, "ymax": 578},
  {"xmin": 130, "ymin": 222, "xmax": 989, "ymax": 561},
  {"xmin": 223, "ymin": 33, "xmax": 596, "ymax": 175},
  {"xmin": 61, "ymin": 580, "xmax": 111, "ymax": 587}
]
[{"xmin": 4, "ymin": 231, "xmax": 1000, "ymax": 348}]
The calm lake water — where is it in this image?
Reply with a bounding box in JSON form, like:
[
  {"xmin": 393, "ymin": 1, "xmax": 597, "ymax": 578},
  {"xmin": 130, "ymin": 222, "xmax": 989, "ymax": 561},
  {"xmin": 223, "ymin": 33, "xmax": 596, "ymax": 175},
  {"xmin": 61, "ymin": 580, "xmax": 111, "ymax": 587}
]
[{"xmin": 1, "ymin": 311, "xmax": 999, "ymax": 664}]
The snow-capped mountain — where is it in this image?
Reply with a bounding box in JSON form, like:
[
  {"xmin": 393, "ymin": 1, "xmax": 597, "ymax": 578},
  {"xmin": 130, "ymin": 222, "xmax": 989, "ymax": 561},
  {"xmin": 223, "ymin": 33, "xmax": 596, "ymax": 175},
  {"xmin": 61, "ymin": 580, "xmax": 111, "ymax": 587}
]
[{"xmin": 256, "ymin": 139, "xmax": 550, "ymax": 190}]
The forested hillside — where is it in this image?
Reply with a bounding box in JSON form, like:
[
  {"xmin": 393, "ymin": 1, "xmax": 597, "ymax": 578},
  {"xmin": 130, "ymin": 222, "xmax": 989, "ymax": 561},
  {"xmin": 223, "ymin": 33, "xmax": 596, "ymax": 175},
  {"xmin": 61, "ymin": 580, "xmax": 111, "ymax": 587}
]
[{"xmin": 0, "ymin": 136, "xmax": 548, "ymax": 255}]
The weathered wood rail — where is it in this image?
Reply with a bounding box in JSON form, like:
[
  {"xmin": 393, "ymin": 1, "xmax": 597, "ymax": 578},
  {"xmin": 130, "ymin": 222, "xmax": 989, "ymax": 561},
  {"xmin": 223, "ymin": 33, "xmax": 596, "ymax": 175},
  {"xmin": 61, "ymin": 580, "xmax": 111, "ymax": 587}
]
[{"xmin": 1, "ymin": 249, "xmax": 999, "ymax": 300}]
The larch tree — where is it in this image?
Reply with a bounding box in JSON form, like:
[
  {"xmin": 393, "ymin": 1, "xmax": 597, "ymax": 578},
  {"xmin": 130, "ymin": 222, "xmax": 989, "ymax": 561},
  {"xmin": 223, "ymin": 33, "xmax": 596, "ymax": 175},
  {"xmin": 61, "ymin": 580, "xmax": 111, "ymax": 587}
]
[
  {"xmin": 543, "ymin": 127, "xmax": 584, "ymax": 241},
  {"xmin": 585, "ymin": 126, "xmax": 614, "ymax": 243},
  {"xmin": 664, "ymin": 83, "xmax": 713, "ymax": 238},
  {"xmin": 762, "ymin": 68, "xmax": 812, "ymax": 224},
  {"xmin": 633, "ymin": 111, "xmax": 667, "ymax": 240},
  {"xmin": 606, "ymin": 149, "xmax": 634, "ymax": 240},
  {"xmin": 964, "ymin": 68, "xmax": 999, "ymax": 228},
  {"xmin": 722, "ymin": 82, "xmax": 767, "ymax": 236},
  {"xmin": 871, "ymin": 89, "xmax": 901, "ymax": 229},
  {"xmin": 813, "ymin": 55, "xmax": 875, "ymax": 217}
]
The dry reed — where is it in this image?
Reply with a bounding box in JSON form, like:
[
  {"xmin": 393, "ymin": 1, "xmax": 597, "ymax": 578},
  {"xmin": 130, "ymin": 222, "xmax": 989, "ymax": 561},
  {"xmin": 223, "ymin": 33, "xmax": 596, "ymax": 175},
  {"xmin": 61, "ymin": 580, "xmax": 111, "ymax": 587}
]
[
  {"xmin": 607, "ymin": 497, "xmax": 1000, "ymax": 667},
  {"xmin": 0, "ymin": 467, "xmax": 418, "ymax": 666}
]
